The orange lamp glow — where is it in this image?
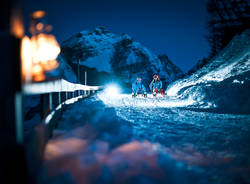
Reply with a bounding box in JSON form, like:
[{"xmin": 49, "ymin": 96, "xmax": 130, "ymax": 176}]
[{"xmin": 21, "ymin": 11, "xmax": 60, "ymax": 82}]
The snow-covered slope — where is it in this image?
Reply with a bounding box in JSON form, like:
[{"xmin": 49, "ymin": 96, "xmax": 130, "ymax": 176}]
[
  {"xmin": 61, "ymin": 27, "xmax": 183, "ymax": 85},
  {"xmin": 187, "ymin": 58, "xmax": 209, "ymax": 75},
  {"xmin": 57, "ymin": 55, "xmax": 77, "ymax": 83},
  {"xmin": 166, "ymin": 29, "xmax": 250, "ymax": 114}
]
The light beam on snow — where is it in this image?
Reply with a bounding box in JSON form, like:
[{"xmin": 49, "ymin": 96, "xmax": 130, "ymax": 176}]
[{"xmin": 97, "ymin": 93, "xmax": 195, "ymax": 108}]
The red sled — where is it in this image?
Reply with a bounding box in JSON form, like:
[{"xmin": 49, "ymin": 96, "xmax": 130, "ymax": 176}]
[{"xmin": 153, "ymin": 89, "xmax": 165, "ymax": 97}]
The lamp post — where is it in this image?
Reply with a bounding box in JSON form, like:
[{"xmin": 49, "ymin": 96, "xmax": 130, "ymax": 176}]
[
  {"xmin": 85, "ymin": 71, "xmax": 87, "ymax": 85},
  {"xmin": 78, "ymin": 59, "xmax": 80, "ymax": 83},
  {"xmin": 21, "ymin": 10, "xmax": 60, "ymax": 83}
]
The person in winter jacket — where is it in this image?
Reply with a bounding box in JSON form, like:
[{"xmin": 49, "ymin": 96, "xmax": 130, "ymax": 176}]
[
  {"xmin": 149, "ymin": 74, "xmax": 164, "ymax": 96},
  {"xmin": 132, "ymin": 77, "xmax": 147, "ymax": 97}
]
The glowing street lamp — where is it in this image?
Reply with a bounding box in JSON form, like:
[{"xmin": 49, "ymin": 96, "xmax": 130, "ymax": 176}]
[{"xmin": 21, "ymin": 10, "xmax": 60, "ymax": 83}]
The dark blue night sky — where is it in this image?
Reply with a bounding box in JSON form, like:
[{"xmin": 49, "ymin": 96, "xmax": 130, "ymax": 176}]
[{"xmin": 22, "ymin": 0, "xmax": 209, "ymax": 72}]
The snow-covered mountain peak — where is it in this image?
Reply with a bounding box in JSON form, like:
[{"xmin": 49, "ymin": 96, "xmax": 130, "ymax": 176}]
[{"xmin": 61, "ymin": 27, "xmax": 183, "ymax": 85}]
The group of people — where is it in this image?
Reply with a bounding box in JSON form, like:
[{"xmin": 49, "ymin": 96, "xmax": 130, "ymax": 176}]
[{"xmin": 132, "ymin": 74, "xmax": 165, "ymax": 97}]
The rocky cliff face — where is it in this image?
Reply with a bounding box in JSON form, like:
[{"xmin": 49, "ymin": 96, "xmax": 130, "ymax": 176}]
[{"xmin": 60, "ymin": 27, "xmax": 183, "ymax": 88}]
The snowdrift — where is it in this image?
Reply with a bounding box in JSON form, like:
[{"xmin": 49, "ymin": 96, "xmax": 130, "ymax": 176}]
[{"xmin": 166, "ymin": 29, "xmax": 250, "ymax": 114}]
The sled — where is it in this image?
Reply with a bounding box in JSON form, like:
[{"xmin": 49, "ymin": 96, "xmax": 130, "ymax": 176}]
[
  {"xmin": 152, "ymin": 89, "xmax": 165, "ymax": 98},
  {"xmin": 132, "ymin": 93, "xmax": 147, "ymax": 98}
]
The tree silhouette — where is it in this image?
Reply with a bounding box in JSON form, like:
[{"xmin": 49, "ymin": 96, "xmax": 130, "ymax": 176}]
[{"xmin": 206, "ymin": 0, "xmax": 250, "ymax": 57}]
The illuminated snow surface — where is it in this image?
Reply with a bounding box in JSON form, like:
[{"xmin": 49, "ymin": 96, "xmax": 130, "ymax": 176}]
[{"xmin": 42, "ymin": 94, "xmax": 250, "ymax": 184}]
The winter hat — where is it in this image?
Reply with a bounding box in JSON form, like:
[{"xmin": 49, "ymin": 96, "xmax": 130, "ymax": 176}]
[
  {"xmin": 136, "ymin": 77, "xmax": 142, "ymax": 81},
  {"xmin": 153, "ymin": 74, "xmax": 159, "ymax": 79}
]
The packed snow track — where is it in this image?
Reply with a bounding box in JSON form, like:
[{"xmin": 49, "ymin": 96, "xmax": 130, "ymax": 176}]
[{"xmin": 42, "ymin": 93, "xmax": 250, "ymax": 184}]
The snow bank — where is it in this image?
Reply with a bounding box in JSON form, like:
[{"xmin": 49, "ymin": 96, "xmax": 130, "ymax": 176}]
[{"xmin": 166, "ymin": 29, "xmax": 250, "ymax": 114}]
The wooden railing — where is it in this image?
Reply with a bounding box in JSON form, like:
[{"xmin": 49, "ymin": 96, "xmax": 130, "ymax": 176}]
[
  {"xmin": 21, "ymin": 79, "xmax": 102, "ymax": 183},
  {"xmin": 23, "ymin": 78, "xmax": 101, "ymax": 133}
]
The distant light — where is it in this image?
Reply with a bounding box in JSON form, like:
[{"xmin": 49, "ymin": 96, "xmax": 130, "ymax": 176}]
[
  {"xmin": 31, "ymin": 10, "xmax": 46, "ymax": 19},
  {"xmin": 104, "ymin": 84, "xmax": 120, "ymax": 97}
]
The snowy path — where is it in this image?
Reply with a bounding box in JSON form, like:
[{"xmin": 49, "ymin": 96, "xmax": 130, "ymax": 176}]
[{"xmin": 42, "ymin": 93, "xmax": 250, "ymax": 184}]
